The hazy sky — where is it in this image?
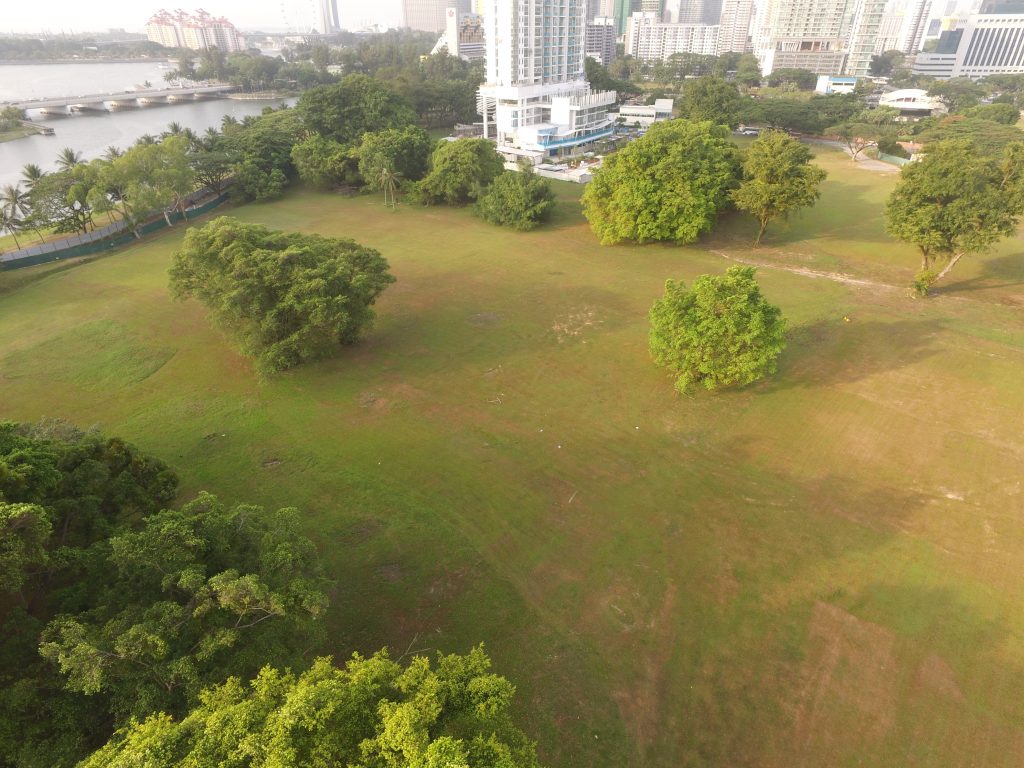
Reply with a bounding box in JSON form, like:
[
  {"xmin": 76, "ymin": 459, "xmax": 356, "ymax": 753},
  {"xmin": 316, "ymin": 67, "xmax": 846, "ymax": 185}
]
[{"xmin": 0, "ymin": 0, "xmax": 402, "ymax": 35}]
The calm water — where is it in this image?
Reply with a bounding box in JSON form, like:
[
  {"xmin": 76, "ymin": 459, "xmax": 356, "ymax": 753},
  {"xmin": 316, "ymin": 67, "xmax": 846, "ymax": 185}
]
[{"xmin": 0, "ymin": 62, "xmax": 292, "ymax": 189}]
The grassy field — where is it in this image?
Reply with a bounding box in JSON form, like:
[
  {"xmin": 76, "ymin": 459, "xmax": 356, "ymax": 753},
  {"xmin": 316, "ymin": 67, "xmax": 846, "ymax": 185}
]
[{"xmin": 2, "ymin": 147, "xmax": 1024, "ymax": 767}]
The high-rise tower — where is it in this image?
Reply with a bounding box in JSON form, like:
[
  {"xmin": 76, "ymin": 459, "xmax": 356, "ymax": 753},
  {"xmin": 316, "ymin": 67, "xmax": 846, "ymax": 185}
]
[
  {"xmin": 478, "ymin": 0, "xmax": 617, "ymax": 161},
  {"xmin": 318, "ymin": 0, "xmax": 341, "ymax": 32}
]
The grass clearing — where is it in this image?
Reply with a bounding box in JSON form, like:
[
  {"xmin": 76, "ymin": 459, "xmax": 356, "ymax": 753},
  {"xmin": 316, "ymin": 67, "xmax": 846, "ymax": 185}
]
[{"xmin": 1, "ymin": 146, "xmax": 1023, "ymax": 767}]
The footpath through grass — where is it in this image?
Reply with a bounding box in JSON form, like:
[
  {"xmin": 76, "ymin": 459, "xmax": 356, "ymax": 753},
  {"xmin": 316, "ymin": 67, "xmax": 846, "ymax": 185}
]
[{"xmin": 2, "ymin": 148, "xmax": 1024, "ymax": 767}]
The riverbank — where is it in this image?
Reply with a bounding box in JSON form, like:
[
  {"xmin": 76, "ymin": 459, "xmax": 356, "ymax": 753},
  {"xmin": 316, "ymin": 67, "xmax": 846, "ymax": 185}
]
[{"xmin": 0, "ymin": 121, "xmax": 49, "ymax": 144}]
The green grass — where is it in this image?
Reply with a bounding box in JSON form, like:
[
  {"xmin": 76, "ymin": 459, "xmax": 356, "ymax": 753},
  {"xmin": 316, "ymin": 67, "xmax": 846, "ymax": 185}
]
[{"xmin": 2, "ymin": 147, "xmax": 1024, "ymax": 767}]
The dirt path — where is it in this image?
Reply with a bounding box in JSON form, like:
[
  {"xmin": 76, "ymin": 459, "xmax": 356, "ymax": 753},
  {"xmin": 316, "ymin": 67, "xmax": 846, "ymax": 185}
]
[{"xmin": 708, "ymin": 249, "xmax": 901, "ymax": 292}]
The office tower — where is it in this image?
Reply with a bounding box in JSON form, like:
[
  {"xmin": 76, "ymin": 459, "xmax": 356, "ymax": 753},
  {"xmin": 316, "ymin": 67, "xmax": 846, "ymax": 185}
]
[
  {"xmin": 624, "ymin": 12, "xmax": 721, "ymax": 58},
  {"xmin": 716, "ymin": 0, "xmax": 753, "ymax": 52},
  {"xmin": 432, "ymin": 8, "xmax": 487, "ymax": 60},
  {"xmin": 586, "ymin": 17, "xmax": 618, "ymax": 64},
  {"xmin": 912, "ymin": 0, "xmax": 1024, "ymax": 77},
  {"xmin": 478, "ymin": 0, "xmax": 617, "ymax": 160},
  {"xmin": 642, "ymin": 0, "xmax": 666, "ymax": 17},
  {"xmin": 845, "ymin": 0, "xmax": 888, "ymax": 74},
  {"xmin": 899, "ymin": 0, "xmax": 933, "ymax": 51},
  {"xmin": 403, "ymin": 0, "xmax": 450, "ymax": 32},
  {"xmin": 614, "ymin": 0, "xmax": 638, "ymax": 34},
  {"xmin": 318, "ymin": 0, "xmax": 341, "ymax": 32},
  {"xmin": 752, "ymin": 0, "xmax": 854, "ymax": 75}
]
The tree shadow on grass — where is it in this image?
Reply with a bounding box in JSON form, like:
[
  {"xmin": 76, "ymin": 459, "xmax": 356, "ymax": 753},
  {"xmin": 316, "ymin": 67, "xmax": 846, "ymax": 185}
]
[
  {"xmin": 932, "ymin": 251, "xmax": 1024, "ymax": 296},
  {"xmin": 764, "ymin": 317, "xmax": 943, "ymax": 391}
]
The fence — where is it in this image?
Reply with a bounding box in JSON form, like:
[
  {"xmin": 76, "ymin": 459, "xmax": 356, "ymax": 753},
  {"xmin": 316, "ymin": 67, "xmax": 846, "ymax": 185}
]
[{"xmin": 0, "ymin": 192, "xmax": 229, "ymax": 271}]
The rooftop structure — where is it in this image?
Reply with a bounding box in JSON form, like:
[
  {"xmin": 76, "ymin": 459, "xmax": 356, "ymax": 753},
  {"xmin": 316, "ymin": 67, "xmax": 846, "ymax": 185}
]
[{"xmin": 878, "ymin": 87, "xmax": 945, "ymax": 115}]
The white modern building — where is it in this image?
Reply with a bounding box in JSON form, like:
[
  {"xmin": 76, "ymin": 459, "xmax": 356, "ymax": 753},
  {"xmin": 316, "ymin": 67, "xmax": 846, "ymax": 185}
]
[
  {"xmin": 145, "ymin": 9, "xmax": 245, "ymax": 52},
  {"xmin": 846, "ymin": 0, "xmax": 888, "ymax": 75},
  {"xmin": 716, "ymin": 0, "xmax": 754, "ymax": 53},
  {"xmin": 625, "ymin": 12, "xmax": 720, "ymax": 59},
  {"xmin": 478, "ymin": 0, "xmax": 617, "ymax": 161},
  {"xmin": 752, "ymin": 0, "xmax": 854, "ymax": 75},
  {"xmin": 878, "ymin": 87, "xmax": 945, "ymax": 116},
  {"xmin": 613, "ymin": 98, "xmax": 675, "ymax": 125},
  {"xmin": 912, "ymin": 0, "xmax": 1024, "ymax": 78}
]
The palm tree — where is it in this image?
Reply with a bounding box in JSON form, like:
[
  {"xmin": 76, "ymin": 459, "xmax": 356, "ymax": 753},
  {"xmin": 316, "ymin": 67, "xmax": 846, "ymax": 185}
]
[
  {"xmin": 55, "ymin": 147, "xmax": 83, "ymax": 173},
  {"xmin": 135, "ymin": 134, "xmax": 157, "ymax": 146},
  {"xmin": 221, "ymin": 115, "xmax": 239, "ymax": 132},
  {"xmin": 20, "ymin": 163, "xmax": 44, "ymax": 189},
  {"xmin": 378, "ymin": 164, "xmax": 401, "ymax": 209},
  {"xmin": 102, "ymin": 145, "xmax": 123, "ymax": 162},
  {"xmin": 163, "ymin": 121, "xmax": 184, "ymax": 138},
  {"xmin": 0, "ymin": 207, "xmax": 22, "ymax": 250},
  {"xmin": 1, "ymin": 184, "xmax": 43, "ymax": 243}
]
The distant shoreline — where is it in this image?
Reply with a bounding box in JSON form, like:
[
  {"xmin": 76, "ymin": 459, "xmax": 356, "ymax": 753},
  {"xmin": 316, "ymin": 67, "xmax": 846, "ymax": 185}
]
[{"xmin": 0, "ymin": 58, "xmax": 172, "ymax": 66}]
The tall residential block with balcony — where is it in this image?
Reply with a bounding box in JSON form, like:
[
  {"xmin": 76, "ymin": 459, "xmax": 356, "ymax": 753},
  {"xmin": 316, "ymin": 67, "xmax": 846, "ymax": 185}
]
[{"xmin": 478, "ymin": 0, "xmax": 617, "ymax": 161}]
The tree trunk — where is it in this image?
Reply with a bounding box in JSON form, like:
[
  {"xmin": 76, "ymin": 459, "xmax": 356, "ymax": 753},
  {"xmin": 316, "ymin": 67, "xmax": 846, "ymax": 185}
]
[
  {"xmin": 754, "ymin": 218, "xmax": 769, "ymax": 246},
  {"xmin": 163, "ymin": 210, "xmax": 173, "ymax": 227},
  {"xmin": 9, "ymin": 230, "xmax": 20, "ymax": 249},
  {"xmin": 931, "ymin": 252, "xmax": 964, "ymax": 287}
]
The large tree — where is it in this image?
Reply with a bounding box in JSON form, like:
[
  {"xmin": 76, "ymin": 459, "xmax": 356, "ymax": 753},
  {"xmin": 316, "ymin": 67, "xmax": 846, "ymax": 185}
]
[
  {"xmin": 680, "ymin": 76, "xmax": 743, "ymax": 127},
  {"xmin": 582, "ymin": 119, "xmax": 741, "ymax": 245},
  {"xmin": 169, "ymin": 217, "xmax": 396, "ymax": 373},
  {"xmin": 39, "ymin": 492, "xmax": 328, "ymax": 721},
  {"xmin": 358, "ymin": 125, "xmax": 434, "ymax": 189},
  {"xmin": 291, "ymin": 134, "xmax": 360, "ymax": 189},
  {"xmin": 731, "ymin": 129, "xmax": 827, "ymax": 245},
  {"xmin": 649, "ymin": 266, "xmax": 786, "ymax": 392},
  {"xmin": 413, "ymin": 138, "xmax": 504, "ymax": 206},
  {"xmin": 885, "ymin": 139, "xmax": 1024, "ymax": 294},
  {"xmin": 298, "ymin": 74, "xmax": 417, "ymax": 146},
  {"xmin": 475, "ymin": 167, "xmax": 556, "ymax": 231},
  {"xmin": 0, "ymin": 421, "xmax": 179, "ymax": 768},
  {"xmin": 79, "ymin": 646, "xmax": 539, "ymax": 768}
]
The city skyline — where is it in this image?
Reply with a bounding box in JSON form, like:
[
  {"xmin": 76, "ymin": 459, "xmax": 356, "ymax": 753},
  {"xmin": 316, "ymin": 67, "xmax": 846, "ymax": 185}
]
[{"xmin": 0, "ymin": 0, "xmax": 400, "ymax": 34}]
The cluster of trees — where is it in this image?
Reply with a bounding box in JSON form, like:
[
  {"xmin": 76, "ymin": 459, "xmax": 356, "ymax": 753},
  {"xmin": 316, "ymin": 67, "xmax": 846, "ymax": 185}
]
[
  {"xmin": 0, "ymin": 36, "xmax": 167, "ymax": 61},
  {"xmin": 169, "ymin": 217, "xmax": 396, "ymax": 373},
  {"xmin": 167, "ymin": 48, "xmax": 336, "ymax": 92},
  {"xmin": 0, "ymin": 421, "xmax": 539, "ymax": 767},
  {"xmin": 582, "ymin": 120, "xmax": 826, "ymax": 247},
  {"xmin": 0, "ymin": 106, "xmax": 25, "ymax": 132}
]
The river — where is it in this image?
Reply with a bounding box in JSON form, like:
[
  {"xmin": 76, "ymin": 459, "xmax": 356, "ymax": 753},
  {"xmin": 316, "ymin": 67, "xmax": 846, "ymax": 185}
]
[{"xmin": 0, "ymin": 61, "xmax": 291, "ymax": 189}]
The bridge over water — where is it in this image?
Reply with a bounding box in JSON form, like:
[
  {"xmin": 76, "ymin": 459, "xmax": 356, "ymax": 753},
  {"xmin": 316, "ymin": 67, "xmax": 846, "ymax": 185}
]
[{"xmin": 4, "ymin": 84, "xmax": 237, "ymax": 115}]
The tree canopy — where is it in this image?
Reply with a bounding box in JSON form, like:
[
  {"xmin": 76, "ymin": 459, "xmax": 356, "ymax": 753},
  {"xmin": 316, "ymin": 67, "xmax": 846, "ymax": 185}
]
[
  {"xmin": 582, "ymin": 119, "xmax": 741, "ymax": 245},
  {"xmin": 413, "ymin": 138, "xmax": 505, "ymax": 206},
  {"xmin": 885, "ymin": 139, "xmax": 1024, "ymax": 293},
  {"xmin": 649, "ymin": 266, "xmax": 787, "ymax": 392},
  {"xmin": 475, "ymin": 167, "xmax": 556, "ymax": 231},
  {"xmin": 169, "ymin": 217, "xmax": 396, "ymax": 373},
  {"xmin": 358, "ymin": 125, "xmax": 434, "ymax": 189},
  {"xmin": 731, "ymin": 130, "xmax": 827, "ymax": 244},
  {"xmin": 680, "ymin": 77, "xmax": 744, "ymax": 127},
  {"xmin": 0, "ymin": 420, "xmax": 179, "ymax": 767},
  {"xmin": 79, "ymin": 645, "xmax": 540, "ymax": 768},
  {"xmin": 298, "ymin": 74, "xmax": 417, "ymax": 146}
]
